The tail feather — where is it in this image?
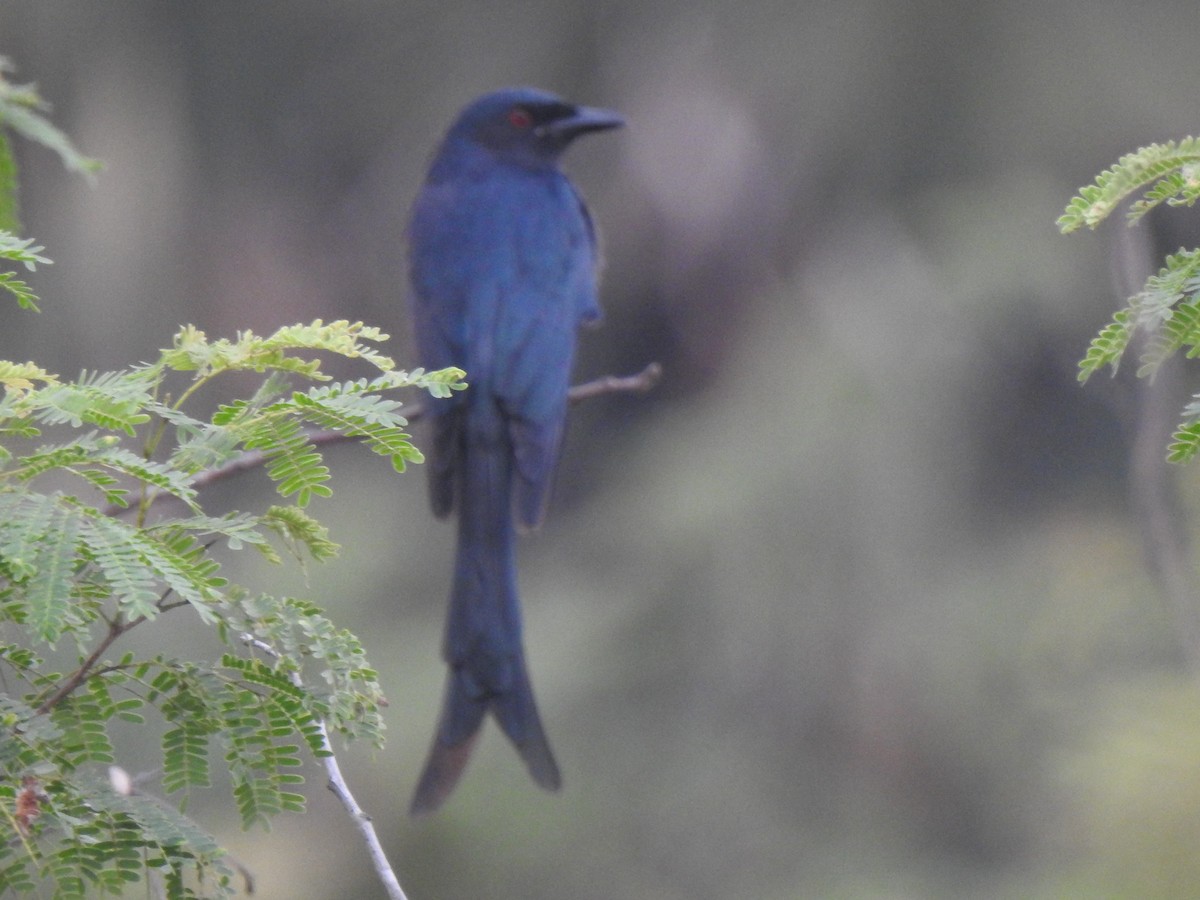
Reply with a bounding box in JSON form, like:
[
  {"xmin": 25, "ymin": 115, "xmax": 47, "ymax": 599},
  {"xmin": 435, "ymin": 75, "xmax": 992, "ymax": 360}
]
[
  {"xmin": 411, "ymin": 402, "xmax": 563, "ymax": 815},
  {"xmin": 492, "ymin": 656, "xmax": 562, "ymax": 791},
  {"xmin": 409, "ymin": 730, "xmax": 481, "ymax": 817},
  {"xmin": 409, "ymin": 663, "xmax": 560, "ymax": 816}
]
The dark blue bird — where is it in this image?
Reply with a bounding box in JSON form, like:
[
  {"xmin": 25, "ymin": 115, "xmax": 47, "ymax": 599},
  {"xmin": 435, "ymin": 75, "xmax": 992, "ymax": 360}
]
[{"xmin": 407, "ymin": 87, "xmax": 622, "ymax": 814}]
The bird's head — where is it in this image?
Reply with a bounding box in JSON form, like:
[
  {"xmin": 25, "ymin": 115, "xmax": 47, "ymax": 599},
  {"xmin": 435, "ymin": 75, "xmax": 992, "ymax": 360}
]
[{"xmin": 441, "ymin": 87, "xmax": 623, "ymax": 169}]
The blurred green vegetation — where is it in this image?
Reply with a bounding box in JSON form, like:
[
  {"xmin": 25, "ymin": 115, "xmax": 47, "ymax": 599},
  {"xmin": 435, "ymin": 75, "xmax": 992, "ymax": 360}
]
[{"xmin": 6, "ymin": 1, "xmax": 1200, "ymax": 897}]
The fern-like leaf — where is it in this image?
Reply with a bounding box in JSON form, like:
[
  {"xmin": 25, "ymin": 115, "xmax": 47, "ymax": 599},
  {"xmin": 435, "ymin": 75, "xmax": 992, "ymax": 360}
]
[
  {"xmin": 1129, "ymin": 169, "xmax": 1200, "ymax": 219},
  {"xmin": 0, "ymin": 270, "xmax": 39, "ymax": 311},
  {"xmin": 290, "ymin": 383, "xmax": 424, "ymax": 471},
  {"xmin": 0, "ymin": 74, "xmax": 101, "ymax": 180},
  {"xmin": 0, "ymin": 231, "xmax": 51, "ymax": 269},
  {"xmin": 244, "ymin": 415, "xmax": 331, "ymax": 507},
  {"xmin": 90, "ymin": 445, "xmax": 199, "ymax": 509},
  {"xmin": 162, "ymin": 722, "xmax": 212, "ymax": 794},
  {"xmin": 24, "ymin": 502, "xmax": 81, "ymax": 643},
  {"xmin": 132, "ymin": 528, "xmax": 226, "ymax": 624},
  {"xmin": 29, "ymin": 369, "xmax": 154, "ymax": 435},
  {"xmin": 260, "ymin": 505, "xmax": 339, "ymax": 563},
  {"xmin": 400, "ymin": 365, "xmax": 468, "ymax": 398},
  {"xmin": 78, "ymin": 515, "xmax": 161, "ymax": 621},
  {"xmin": 219, "ymin": 683, "xmax": 307, "ymax": 829},
  {"xmin": 0, "ymin": 231, "xmax": 50, "ymax": 311},
  {"xmin": 0, "ymin": 490, "xmax": 59, "ymax": 581},
  {"xmin": 1169, "ymin": 420, "xmax": 1200, "ymax": 463},
  {"xmin": 1059, "ymin": 137, "xmax": 1200, "ymax": 232},
  {"xmin": 1077, "ymin": 309, "xmax": 1133, "ymax": 382},
  {"xmin": 51, "ymin": 691, "xmax": 116, "ymax": 767},
  {"xmin": 0, "ymin": 230, "xmax": 50, "ymax": 270},
  {"xmin": 158, "ymin": 319, "xmax": 396, "ymax": 382},
  {"xmin": 1139, "ymin": 300, "xmax": 1200, "ymax": 377}
]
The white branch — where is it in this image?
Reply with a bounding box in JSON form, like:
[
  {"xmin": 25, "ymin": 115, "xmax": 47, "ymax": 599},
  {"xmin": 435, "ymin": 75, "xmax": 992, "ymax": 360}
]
[{"xmin": 241, "ymin": 633, "xmax": 408, "ymax": 900}]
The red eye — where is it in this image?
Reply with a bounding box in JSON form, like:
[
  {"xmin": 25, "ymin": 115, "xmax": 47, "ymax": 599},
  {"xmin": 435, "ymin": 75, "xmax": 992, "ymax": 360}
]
[{"xmin": 508, "ymin": 106, "xmax": 533, "ymax": 129}]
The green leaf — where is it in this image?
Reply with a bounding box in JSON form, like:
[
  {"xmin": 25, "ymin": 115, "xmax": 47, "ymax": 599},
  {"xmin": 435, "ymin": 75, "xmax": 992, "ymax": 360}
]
[
  {"xmin": 1139, "ymin": 299, "xmax": 1200, "ymax": 377},
  {"xmin": 90, "ymin": 445, "xmax": 198, "ymax": 509},
  {"xmin": 132, "ymin": 528, "xmax": 225, "ymax": 623},
  {"xmin": 261, "ymin": 505, "xmax": 339, "ymax": 563},
  {"xmin": 0, "ymin": 359, "xmax": 57, "ymax": 397},
  {"xmin": 1168, "ymin": 421, "xmax": 1200, "ymax": 463},
  {"xmin": 0, "ymin": 490, "xmax": 59, "ymax": 581},
  {"xmin": 0, "ymin": 231, "xmax": 51, "ymax": 269},
  {"xmin": 0, "ymin": 79, "xmax": 101, "ymax": 181},
  {"xmin": 1059, "ymin": 137, "xmax": 1200, "ymax": 232},
  {"xmin": 162, "ymin": 722, "xmax": 212, "ymax": 794},
  {"xmin": 290, "ymin": 382, "xmax": 424, "ymax": 471},
  {"xmin": 158, "ymin": 319, "xmax": 396, "ymax": 382},
  {"xmin": 0, "ymin": 231, "xmax": 51, "ymax": 311},
  {"xmin": 243, "ymin": 415, "xmax": 330, "ymax": 507},
  {"xmin": 0, "ymin": 313, "xmax": 428, "ymax": 892},
  {"xmin": 1078, "ymin": 309, "xmax": 1133, "ymax": 382},
  {"xmin": 30, "ymin": 369, "xmax": 154, "ymax": 435},
  {"xmin": 78, "ymin": 515, "xmax": 161, "ymax": 620},
  {"xmin": 24, "ymin": 502, "xmax": 81, "ymax": 643},
  {"xmin": 52, "ymin": 692, "xmax": 115, "ymax": 766},
  {"xmin": 0, "ymin": 270, "xmax": 39, "ymax": 310}
]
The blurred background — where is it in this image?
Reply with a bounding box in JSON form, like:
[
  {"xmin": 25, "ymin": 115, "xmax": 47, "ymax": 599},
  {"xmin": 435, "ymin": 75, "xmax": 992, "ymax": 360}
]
[{"xmin": 5, "ymin": 1, "xmax": 1200, "ymax": 897}]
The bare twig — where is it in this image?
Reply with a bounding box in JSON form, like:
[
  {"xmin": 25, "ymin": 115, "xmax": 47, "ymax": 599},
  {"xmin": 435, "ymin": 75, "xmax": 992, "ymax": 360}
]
[
  {"xmin": 567, "ymin": 361, "xmax": 662, "ymax": 403},
  {"xmin": 241, "ymin": 633, "xmax": 408, "ymax": 900}
]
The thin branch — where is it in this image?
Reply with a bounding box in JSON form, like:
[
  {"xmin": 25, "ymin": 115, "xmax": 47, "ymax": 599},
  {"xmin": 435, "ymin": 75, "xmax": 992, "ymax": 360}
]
[
  {"xmin": 566, "ymin": 361, "xmax": 662, "ymax": 403},
  {"xmin": 321, "ymin": 730, "xmax": 407, "ymax": 900},
  {"xmin": 34, "ymin": 615, "xmax": 139, "ymax": 714},
  {"xmin": 32, "ymin": 579, "xmax": 188, "ymax": 712},
  {"xmin": 241, "ymin": 633, "xmax": 408, "ymax": 900}
]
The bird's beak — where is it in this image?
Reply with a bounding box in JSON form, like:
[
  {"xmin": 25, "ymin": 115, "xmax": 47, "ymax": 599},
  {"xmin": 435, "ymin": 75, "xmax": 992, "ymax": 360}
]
[{"xmin": 538, "ymin": 105, "xmax": 624, "ymax": 141}]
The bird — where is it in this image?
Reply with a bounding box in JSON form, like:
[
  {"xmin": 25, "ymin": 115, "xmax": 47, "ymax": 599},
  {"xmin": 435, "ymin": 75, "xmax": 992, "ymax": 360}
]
[{"xmin": 406, "ymin": 87, "xmax": 622, "ymax": 815}]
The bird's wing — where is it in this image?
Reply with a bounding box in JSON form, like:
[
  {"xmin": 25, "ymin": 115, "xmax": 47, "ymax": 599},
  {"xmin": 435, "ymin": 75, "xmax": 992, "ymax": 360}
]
[
  {"xmin": 494, "ymin": 176, "xmax": 599, "ymax": 528},
  {"xmin": 571, "ymin": 181, "xmax": 604, "ymax": 326}
]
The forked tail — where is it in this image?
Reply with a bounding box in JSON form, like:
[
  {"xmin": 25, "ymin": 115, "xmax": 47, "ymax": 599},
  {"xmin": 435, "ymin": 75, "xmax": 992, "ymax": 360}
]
[{"xmin": 409, "ymin": 421, "xmax": 561, "ymax": 815}]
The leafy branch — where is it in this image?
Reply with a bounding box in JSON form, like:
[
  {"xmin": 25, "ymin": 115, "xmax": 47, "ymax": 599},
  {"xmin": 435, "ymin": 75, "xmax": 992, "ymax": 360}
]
[
  {"xmin": 145, "ymin": 360, "xmax": 664, "ymax": 503},
  {"xmin": 0, "ymin": 309, "xmax": 655, "ymax": 898},
  {"xmin": 0, "ymin": 52, "xmax": 434, "ymax": 899},
  {"xmin": 0, "ymin": 232, "xmax": 50, "ymax": 311},
  {"xmin": 1058, "ymin": 138, "xmax": 1200, "ymax": 233},
  {"xmin": 0, "ymin": 55, "xmax": 101, "ymax": 179},
  {"xmin": 1061, "ymin": 137, "xmax": 1200, "ymax": 462},
  {"xmin": 0, "ymin": 313, "xmax": 464, "ymax": 898}
]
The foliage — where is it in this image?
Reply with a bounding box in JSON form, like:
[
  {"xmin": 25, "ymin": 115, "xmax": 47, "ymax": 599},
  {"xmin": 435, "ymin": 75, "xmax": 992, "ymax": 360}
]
[
  {"xmin": 0, "ymin": 54, "xmax": 461, "ymax": 897},
  {"xmin": 0, "ymin": 231, "xmax": 49, "ymax": 311},
  {"xmin": 0, "ymin": 55, "xmax": 100, "ymax": 233},
  {"xmin": 1058, "ymin": 138, "xmax": 1200, "ymax": 234},
  {"xmin": 1061, "ymin": 138, "xmax": 1200, "ymax": 462},
  {"xmin": 0, "ymin": 56, "xmax": 92, "ymax": 308},
  {"xmin": 0, "ymin": 312, "xmax": 465, "ymax": 896}
]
